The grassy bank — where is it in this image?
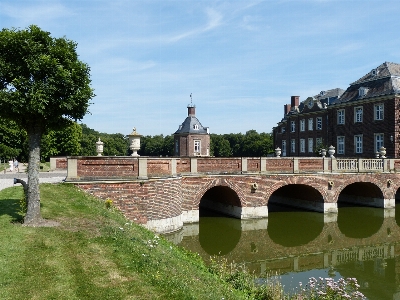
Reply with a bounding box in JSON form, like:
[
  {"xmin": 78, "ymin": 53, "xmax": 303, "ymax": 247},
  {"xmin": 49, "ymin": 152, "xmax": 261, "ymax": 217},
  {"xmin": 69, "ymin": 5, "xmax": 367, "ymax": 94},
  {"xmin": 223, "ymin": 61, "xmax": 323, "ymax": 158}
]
[{"xmin": 0, "ymin": 183, "xmax": 252, "ymax": 300}]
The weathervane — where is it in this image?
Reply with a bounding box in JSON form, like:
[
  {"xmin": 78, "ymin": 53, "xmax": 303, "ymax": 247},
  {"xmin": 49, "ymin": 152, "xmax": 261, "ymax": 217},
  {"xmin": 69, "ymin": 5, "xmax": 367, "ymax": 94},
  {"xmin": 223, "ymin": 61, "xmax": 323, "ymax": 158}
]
[{"xmin": 190, "ymin": 93, "xmax": 193, "ymax": 105}]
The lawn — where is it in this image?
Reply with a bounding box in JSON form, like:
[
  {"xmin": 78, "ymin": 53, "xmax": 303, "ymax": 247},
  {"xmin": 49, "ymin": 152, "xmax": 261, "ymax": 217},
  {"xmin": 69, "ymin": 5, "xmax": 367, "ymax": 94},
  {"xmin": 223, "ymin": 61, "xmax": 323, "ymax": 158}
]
[{"xmin": 0, "ymin": 183, "xmax": 248, "ymax": 300}]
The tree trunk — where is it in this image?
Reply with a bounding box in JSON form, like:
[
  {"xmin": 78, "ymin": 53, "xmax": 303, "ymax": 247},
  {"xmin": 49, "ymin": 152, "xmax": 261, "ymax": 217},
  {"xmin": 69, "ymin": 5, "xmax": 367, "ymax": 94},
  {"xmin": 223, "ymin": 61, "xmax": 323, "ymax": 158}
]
[{"xmin": 24, "ymin": 127, "xmax": 43, "ymax": 225}]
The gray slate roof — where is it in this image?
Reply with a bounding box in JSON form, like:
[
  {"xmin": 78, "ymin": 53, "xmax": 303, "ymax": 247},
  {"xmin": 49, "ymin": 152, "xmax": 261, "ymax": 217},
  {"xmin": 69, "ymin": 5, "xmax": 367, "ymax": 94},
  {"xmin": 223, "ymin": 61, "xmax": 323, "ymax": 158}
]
[
  {"xmin": 174, "ymin": 115, "xmax": 208, "ymax": 134},
  {"xmin": 337, "ymin": 62, "xmax": 400, "ymax": 104}
]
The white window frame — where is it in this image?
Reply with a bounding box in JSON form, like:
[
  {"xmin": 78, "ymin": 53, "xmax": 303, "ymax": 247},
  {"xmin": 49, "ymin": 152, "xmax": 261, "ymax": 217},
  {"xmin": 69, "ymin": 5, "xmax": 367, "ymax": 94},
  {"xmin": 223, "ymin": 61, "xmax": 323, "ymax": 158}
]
[
  {"xmin": 282, "ymin": 140, "xmax": 286, "ymax": 156},
  {"xmin": 291, "ymin": 139, "xmax": 296, "ymax": 153},
  {"xmin": 354, "ymin": 135, "xmax": 363, "ymax": 154},
  {"xmin": 194, "ymin": 140, "xmax": 201, "ymax": 153},
  {"xmin": 354, "ymin": 107, "xmax": 363, "ymax": 123},
  {"xmin": 300, "ymin": 119, "xmax": 305, "ymax": 132},
  {"xmin": 175, "ymin": 140, "xmax": 179, "ymax": 154},
  {"xmin": 308, "ymin": 118, "xmax": 313, "ymax": 131},
  {"xmin": 308, "ymin": 138, "xmax": 313, "ymax": 153},
  {"xmin": 374, "ymin": 103, "xmax": 384, "ymax": 121},
  {"xmin": 337, "ymin": 136, "xmax": 345, "ymax": 154},
  {"xmin": 300, "ymin": 139, "xmax": 305, "ymax": 153},
  {"xmin": 337, "ymin": 109, "xmax": 345, "ymax": 125},
  {"xmin": 281, "ymin": 126, "xmax": 285, "ymax": 133},
  {"xmin": 374, "ymin": 133, "xmax": 384, "ymax": 153},
  {"xmin": 291, "ymin": 121, "xmax": 295, "ymax": 132},
  {"xmin": 316, "ymin": 117, "xmax": 322, "ymax": 130}
]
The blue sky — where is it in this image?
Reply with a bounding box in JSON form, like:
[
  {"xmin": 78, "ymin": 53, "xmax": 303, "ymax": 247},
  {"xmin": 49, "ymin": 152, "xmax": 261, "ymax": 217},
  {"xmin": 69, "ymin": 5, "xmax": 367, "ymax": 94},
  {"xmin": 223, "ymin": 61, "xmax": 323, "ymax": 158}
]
[{"xmin": 1, "ymin": 0, "xmax": 400, "ymax": 136}]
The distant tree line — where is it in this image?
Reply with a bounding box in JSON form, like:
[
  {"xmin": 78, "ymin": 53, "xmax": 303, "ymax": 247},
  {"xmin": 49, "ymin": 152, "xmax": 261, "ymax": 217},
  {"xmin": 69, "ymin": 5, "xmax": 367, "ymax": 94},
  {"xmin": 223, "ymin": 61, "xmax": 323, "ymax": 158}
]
[{"xmin": 0, "ymin": 123, "xmax": 273, "ymax": 161}]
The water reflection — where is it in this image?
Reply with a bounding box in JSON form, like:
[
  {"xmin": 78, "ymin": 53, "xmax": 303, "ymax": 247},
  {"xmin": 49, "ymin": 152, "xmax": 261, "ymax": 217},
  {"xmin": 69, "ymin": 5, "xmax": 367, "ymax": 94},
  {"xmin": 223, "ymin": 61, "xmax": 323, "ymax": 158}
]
[
  {"xmin": 199, "ymin": 209, "xmax": 241, "ymax": 255},
  {"xmin": 268, "ymin": 204, "xmax": 324, "ymax": 247},
  {"xmin": 337, "ymin": 203, "xmax": 384, "ymax": 238},
  {"xmin": 165, "ymin": 204, "xmax": 400, "ymax": 300}
]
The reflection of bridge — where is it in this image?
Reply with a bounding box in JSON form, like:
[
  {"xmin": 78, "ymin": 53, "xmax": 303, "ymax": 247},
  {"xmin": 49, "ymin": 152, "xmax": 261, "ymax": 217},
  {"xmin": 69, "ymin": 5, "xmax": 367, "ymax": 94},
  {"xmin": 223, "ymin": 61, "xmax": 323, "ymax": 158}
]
[
  {"xmin": 66, "ymin": 156, "xmax": 400, "ymax": 233},
  {"xmin": 165, "ymin": 211, "xmax": 400, "ymax": 299}
]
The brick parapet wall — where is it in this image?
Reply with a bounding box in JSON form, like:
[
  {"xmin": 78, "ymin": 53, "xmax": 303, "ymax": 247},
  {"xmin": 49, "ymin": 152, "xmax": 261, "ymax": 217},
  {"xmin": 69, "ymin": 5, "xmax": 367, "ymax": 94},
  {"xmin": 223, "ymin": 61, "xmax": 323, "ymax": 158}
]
[
  {"xmin": 76, "ymin": 157, "xmax": 139, "ymax": 179},
  {"xmin": 56, "ymin": 158, "xmax": 67, "ymax": 169},
  {"xmin": 197, "ymin": 158, "xmax": 242, "ymax": 173}
]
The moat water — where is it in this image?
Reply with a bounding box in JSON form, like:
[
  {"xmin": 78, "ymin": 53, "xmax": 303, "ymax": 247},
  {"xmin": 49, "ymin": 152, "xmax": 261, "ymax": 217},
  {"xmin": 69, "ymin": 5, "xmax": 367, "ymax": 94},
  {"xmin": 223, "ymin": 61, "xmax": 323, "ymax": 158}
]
[{"xmin": 165, "ymin": 203, "xmax": 400, "ymax": 300}]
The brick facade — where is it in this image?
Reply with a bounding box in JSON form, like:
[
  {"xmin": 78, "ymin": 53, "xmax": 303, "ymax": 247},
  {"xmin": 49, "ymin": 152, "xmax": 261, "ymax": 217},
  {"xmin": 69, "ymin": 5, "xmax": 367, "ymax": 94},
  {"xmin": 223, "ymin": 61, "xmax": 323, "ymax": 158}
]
[{"xmin": 273, "ymin": 62, "xmax": 400, "ymax": 158}]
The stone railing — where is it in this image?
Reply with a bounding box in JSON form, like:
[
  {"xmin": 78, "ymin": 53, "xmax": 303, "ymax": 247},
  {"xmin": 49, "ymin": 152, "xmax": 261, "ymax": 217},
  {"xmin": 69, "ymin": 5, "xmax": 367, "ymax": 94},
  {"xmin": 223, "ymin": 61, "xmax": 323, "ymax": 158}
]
[{"xmin": 65, "ymin": 156, "xmax": 398, "ymax": 181}]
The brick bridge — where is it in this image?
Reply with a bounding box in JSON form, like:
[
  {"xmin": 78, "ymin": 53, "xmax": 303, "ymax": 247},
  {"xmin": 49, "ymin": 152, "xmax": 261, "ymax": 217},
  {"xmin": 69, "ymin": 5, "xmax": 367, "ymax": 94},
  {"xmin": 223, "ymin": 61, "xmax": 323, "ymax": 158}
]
[{"xmin": 65, "ymin": 156, "xmax": 400, "ymax": 233}]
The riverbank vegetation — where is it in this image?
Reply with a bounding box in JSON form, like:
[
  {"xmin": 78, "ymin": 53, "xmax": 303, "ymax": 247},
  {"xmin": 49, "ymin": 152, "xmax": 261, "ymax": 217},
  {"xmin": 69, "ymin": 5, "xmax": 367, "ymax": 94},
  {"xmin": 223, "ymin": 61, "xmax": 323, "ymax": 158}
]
[
  {"xmin": 0, "ymin": 183, "xmax": 258, "ymax": 299},
  {"xmin": 0, "ymin": 183, "xmax": 366, "ymax": 300}
]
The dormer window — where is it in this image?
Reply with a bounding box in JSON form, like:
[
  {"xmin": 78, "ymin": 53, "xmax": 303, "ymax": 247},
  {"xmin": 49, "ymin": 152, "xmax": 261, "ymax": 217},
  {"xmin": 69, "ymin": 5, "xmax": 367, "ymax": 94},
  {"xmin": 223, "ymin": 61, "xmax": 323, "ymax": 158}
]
[
  {"xmin": 308, "ymin": 100, "xmax": 313, "ymax": 108},
  {"xmin": 358, "ymin": 87, "xmax": 369, "ymax": 97},
  {"xmin": 371, "ymin": 68, "xmax": 378, "ymax": 76},
  {"xmin": 193, "ymin": 124, "xmax": 199, "ymax": 130},
  {"xmin": 320, "ymin": 91, "xmax": 325, "ymax": 96}
]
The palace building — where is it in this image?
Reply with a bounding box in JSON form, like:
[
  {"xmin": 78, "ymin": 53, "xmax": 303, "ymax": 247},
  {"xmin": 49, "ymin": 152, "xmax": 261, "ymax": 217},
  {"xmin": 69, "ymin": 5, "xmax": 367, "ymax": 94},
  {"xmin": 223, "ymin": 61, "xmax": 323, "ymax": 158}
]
[{"xmin": 273, "ymin": 62, "xmax": 400, "ymax": 158}]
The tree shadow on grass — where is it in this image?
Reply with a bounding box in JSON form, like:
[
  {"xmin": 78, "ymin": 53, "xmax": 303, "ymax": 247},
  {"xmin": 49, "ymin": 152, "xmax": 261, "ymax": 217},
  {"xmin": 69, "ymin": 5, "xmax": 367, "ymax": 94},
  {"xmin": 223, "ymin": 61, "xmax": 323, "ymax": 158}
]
[{"xmin": 0, "ymin": 199, "xmax": 24, "ymax": 223}]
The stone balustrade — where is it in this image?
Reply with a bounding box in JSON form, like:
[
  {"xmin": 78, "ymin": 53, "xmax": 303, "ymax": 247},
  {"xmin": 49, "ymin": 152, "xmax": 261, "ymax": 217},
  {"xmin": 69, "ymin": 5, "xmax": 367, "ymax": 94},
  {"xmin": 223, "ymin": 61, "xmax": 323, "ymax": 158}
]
[{"xmin": 66, "ymin": 156, "xmax": 398, "ymax": 181}]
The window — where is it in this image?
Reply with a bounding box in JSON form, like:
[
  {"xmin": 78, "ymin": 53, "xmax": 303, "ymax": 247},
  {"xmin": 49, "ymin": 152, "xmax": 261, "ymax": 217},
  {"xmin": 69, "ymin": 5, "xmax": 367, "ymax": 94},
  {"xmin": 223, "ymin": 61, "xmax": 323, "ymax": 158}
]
[
  {"xmin": 194, "ymin": 140, "xmax": 200, "ymax": 153},
  {"xmin": 375, "ymin": 133, "xmax": 384, "ymax": 153},
  {"xmin": 300, "ymin": 119, "xmax": 305, "ymax": 132},
  {"xmin": 354, "ymin": 135, "xmax": 363, "ymax": 154},
  {"xmin": 308, "ymin": 118, "xmax": 313, "ymax": 131},
  {"xmin": 282, "ymin": 140, "xmax": 286, "ymax": 156},
  {"xmin": 337, "ymin": 109, "xmax": 345, "ymax": 125},
  {"xmin": 308, "ymin": 138, "xmax": 313, "ymax": 153},
  {"xmin": 316, "ymin": 117, "xmax": 322, "ymax": 130},
  {"xmin": 291, "ymin": 139, "xmax": 296, "ymax": 153},
  {"xmin": 374, "ymin": 104, "xmax": 384, "ymax": 120},
  {"xmin": 359, "ymin": 87, "xmax": 369, "ymax": 97},
  {"xmin": 354, "ymin": 107, "xmax": 363, "ymax": 123},
  {"xmin": 281, "ymin": 126, "xmax": 286, "ymax": 133},
  {"xmin": 193, "ymin": 124, "xmax": 199, "ymax": 130},
  {"xmin": 316, "ymin": 138, "xmax": 322, "ymax": 148},
  {"xmin": 337, "ymin": 136, "xmax": 345, "ymax": 154},
  {"xmin": 291, "ymin": 121, "xmax": 295, "ymax": 132},
  {"xmin": 175, "ymin": 140, "xmax": 179, "ymax": 154},
  {"xmin": 300, "ymin": 139, "xmax": 305, "ymax": 153}
]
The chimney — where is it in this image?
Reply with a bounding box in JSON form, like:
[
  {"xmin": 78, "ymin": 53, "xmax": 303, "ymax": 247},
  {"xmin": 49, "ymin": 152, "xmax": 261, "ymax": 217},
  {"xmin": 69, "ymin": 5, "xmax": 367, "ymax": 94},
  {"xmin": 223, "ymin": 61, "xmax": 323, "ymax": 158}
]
[
  {"xmin": 187, "ymin": 104, "xmax": 196, "ymax": 116},
  {"xmin": 291, "ymin": 96, "xmax": 299, "ymax": 107},
  {"xmin": 284, "ymin": 104, "xmax": 291, "ymax": 115}
]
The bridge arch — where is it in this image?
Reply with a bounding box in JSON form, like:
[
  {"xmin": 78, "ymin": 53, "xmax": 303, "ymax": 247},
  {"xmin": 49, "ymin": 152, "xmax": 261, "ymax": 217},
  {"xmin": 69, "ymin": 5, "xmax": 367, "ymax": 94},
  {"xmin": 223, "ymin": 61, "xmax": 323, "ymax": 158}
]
[
  {"xmin": 196, "ymin": 178, "xmax": 245, "ymax": 219},
  {"xmin": 267, "ymin": 181, "xmax": 326, "ymax": 213},
  {"xmin": 336, "ymin": 181, "xmax": 384, "ymax": 208}
]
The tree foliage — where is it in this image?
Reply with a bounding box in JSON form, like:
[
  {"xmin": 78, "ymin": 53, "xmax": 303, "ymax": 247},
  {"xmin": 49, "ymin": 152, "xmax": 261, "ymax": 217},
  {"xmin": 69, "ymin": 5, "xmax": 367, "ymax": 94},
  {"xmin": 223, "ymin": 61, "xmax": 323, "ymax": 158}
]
[
  {"xmin": 211, "ymin": 130, "xmax": 273, "ymax": 157},
  {"xmin": 0, "ymin": 25, "xmax": 94, "ymax": 225},
  {"xmin": 80, "ymin": 124, "xmax": 129, "ymax": 156}
]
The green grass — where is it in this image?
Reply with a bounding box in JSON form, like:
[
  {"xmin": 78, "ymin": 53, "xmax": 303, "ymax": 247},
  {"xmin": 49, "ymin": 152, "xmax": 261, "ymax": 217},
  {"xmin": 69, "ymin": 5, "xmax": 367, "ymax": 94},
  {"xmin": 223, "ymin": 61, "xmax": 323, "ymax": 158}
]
[{"xmin": 0, "ymin": 183, "xmax": 250, "ymax": 300}]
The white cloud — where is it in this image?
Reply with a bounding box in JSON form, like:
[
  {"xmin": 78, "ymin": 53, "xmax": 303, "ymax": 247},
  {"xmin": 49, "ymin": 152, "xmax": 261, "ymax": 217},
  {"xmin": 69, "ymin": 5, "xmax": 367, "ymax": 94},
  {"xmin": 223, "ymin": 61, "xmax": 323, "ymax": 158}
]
[{"xmin": 0, "ymin": 1, "xmax": 72, "ymax": 26}]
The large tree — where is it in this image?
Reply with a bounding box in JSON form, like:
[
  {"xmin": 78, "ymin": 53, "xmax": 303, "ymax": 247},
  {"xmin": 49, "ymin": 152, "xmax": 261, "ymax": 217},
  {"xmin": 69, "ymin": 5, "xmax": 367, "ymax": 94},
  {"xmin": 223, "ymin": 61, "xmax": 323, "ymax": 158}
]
[{"xmin": 0, "ymin": 25, "xmax": 94, "ymax": 225}]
